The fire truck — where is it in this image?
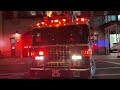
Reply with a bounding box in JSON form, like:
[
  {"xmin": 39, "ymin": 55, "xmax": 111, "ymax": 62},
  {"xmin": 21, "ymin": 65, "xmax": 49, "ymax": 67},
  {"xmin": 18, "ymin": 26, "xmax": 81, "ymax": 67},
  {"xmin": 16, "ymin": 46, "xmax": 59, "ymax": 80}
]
[{"xmin": 29, "ymin": 13, "xmax": 96, "ymax": 79}]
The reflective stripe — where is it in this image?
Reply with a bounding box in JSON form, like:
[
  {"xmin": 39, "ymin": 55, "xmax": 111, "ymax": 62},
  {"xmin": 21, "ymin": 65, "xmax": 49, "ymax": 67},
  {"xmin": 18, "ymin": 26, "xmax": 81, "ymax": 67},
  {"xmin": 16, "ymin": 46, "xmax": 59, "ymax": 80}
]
[{"xmin": 30, "ymin": 68, "xmax": 90, "ymax": 71}]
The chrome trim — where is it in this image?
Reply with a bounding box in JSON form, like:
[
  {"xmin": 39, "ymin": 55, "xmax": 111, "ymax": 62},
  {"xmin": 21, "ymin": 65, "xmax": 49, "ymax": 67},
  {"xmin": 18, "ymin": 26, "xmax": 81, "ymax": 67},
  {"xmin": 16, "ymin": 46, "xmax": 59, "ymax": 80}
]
[{"xmin": 30, "ymin": 68, "xmax": 90, "ymax": 71}]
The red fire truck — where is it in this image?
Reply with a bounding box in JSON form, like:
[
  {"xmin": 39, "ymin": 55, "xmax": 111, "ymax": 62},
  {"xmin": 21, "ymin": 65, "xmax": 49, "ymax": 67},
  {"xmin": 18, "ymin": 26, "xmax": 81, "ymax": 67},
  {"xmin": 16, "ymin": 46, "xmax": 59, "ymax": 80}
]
[{"xmin": 29, "ymin": 14, "xmax": 96, "ymax": 79}]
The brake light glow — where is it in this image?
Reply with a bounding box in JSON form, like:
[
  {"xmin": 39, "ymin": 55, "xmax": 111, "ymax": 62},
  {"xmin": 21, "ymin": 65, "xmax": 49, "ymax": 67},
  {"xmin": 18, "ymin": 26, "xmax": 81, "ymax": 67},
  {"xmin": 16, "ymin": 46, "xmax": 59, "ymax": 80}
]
[{"xmin": 39, "ymin": 51, "xmax": 44, "ymax": 56}]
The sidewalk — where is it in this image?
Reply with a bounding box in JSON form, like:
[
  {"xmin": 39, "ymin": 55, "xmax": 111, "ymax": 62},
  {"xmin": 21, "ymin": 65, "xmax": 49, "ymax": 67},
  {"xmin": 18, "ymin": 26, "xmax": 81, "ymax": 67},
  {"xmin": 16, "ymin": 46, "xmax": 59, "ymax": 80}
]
[{"xmin": 93, "ymin": 53, "xmax": 120, "ymax": 60}]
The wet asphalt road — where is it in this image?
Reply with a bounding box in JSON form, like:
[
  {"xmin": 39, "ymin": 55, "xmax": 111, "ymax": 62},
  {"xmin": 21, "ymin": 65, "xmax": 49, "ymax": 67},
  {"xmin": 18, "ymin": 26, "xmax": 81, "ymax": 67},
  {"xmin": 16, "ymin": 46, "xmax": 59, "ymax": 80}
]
[
  {"xmin": 0, "ymin": 57, "xmax": 120, "ymax": 79},
  {"xmin": 92, "ymin": 59, "xmax": 120, "ymax": 79}
]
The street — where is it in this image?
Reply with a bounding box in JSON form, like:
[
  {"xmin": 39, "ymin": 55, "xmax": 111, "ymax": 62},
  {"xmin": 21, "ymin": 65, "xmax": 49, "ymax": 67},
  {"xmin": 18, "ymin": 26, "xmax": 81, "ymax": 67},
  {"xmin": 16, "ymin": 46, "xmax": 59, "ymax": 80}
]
[
  {"xmin": 93, "ymin": 55, "xmax": 120, "ymax": 79},
  {"xmin": 0, "ymin": 53, "xmax": 120, "ymax": 79}
]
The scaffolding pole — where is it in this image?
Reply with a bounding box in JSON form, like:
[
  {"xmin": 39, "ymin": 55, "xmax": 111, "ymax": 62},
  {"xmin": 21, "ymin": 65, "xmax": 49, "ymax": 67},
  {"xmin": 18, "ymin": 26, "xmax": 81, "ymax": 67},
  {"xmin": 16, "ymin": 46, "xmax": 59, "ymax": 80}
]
[{"xmin": 116, "ymin": 25, "xmax": 120, "ymax": 58}]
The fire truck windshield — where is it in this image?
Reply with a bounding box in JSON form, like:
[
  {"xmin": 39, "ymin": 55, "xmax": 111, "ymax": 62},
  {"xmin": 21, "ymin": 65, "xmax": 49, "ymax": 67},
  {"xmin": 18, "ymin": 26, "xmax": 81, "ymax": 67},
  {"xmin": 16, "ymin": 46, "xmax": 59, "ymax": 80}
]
[{"xmin": 32, "ymin": 24, "xmax": 89, "ymax": 46}]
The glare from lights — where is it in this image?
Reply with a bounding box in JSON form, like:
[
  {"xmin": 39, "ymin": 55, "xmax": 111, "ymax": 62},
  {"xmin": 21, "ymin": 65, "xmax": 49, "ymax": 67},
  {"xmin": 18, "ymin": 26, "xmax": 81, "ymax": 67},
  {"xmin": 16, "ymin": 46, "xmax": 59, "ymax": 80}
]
[
  {"xmin": 41, "ymin": 22, "xmax": 45, "ymax": 25},
  {"xmin": 35, "ymin": 56, "xmax": 44, "ymax": 60},
  {"xmin": 39, "ymin": 51, "xmax": 44, "ymax": 55},
  {"xmin": 54, "ymin": 20, "xmax": 59, "ymax": 22},
  {"xmin": 62, "ymin": 19, "xmax": 66, "ymax": 22},
  {"xmin": 76, "ymin": 18, "xmax": 79, "ymax": 21},
  {"xmin": 72, "ymin": 55, "xmax": 82, "ymax": 60},
  {"xmin": 81, "ymin": 18, "xmax": 85, "ymax": 22},
  {"xmin": 37, "ymin": 23, "xmax": 40, "ymax": 26}
]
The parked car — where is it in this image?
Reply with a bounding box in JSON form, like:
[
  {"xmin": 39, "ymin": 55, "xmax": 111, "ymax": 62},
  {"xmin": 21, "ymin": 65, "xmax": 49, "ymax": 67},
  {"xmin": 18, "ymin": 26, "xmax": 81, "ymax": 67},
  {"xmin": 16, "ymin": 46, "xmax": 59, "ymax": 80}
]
[{"xmin": 110, "ymin": 43, "xmax": 120, "ymax": 52}]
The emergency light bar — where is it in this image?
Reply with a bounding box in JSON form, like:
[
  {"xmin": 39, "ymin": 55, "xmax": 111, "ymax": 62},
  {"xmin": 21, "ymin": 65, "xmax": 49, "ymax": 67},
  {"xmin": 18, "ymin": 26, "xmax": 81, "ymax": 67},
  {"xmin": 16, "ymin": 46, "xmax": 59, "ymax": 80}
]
[
  {"xmin": 35, "ymin": 16, "xmax": 88, "ymax": 28},
  {"xmin": 76, "ymin": 17, "xmax": 88, "ymax": 24}
]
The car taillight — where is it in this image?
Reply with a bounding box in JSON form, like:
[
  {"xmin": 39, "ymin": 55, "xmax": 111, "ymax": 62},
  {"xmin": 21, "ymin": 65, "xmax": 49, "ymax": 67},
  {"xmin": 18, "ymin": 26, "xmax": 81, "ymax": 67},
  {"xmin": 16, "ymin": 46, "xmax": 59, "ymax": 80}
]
[
  {"xmin": 81, "ymin": 50, "xmax": 91, "ymax": 56},
  {"xmin": 39, "ymin": 51, "xmax": 44, "ymax": 56}
]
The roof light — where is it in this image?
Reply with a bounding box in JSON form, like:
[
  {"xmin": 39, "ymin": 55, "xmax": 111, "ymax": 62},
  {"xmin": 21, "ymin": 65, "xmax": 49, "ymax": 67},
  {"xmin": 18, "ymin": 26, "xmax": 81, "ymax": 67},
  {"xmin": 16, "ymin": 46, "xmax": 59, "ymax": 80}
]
[
  {"xmin": 36, "ymin": 23, "xmax": 40, "ymax": 26},
  {"xmin": 41, "ymin": 22, "xmax": 45, "ymax": 25},
  {"xmin": 62, "ymin": 19, "xmax": 66, "ymax": 22},
  {"xmin": 81, "ymin": 18, "xmax": 85, "ymax": 22},
  {"xmin": 54, "ymin": 19, "xmax": 59, "ymax": 22},
  {"xmin": 39, "ymin": 51, "xmax": 44, "ymax": 56}
]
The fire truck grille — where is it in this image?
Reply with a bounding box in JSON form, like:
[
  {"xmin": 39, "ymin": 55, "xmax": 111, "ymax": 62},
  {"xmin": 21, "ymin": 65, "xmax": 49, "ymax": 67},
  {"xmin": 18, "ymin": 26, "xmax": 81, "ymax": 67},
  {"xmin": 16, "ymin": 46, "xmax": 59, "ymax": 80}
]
[{"xmin": 47, "ymin": 46, "xmax": 70, "ymax": 61}]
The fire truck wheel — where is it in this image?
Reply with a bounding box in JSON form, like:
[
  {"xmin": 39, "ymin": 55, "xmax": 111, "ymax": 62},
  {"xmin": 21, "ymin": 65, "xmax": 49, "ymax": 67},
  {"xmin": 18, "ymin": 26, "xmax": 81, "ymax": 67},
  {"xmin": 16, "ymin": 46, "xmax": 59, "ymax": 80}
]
[{"xmin": 90, "ymin": 57, "xmax": 96, "ymax": 78}]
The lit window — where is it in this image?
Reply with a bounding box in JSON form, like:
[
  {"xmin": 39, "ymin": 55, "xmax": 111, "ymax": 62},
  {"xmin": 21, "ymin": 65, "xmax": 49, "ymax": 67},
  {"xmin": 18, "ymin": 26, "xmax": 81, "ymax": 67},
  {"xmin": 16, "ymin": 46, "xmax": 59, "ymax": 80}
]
[
  {"xmin": 30, "ymin": 11, "xmax": 36, "ymax": 16},
  {"xmin": 118, "ymin": 15, "xmax": 120, "ymax": 21},
  {"xmin": 111, "ymin": 15, "xmax": 116, "ymax": 21}
]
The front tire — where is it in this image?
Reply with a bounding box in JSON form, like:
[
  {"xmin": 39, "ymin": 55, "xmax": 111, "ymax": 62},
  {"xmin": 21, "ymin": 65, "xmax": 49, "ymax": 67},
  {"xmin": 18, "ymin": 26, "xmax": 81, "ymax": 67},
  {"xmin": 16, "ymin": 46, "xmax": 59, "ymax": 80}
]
[{"xmin": 90, "ymin": 57, "xmax": 96, "ymax": 78}]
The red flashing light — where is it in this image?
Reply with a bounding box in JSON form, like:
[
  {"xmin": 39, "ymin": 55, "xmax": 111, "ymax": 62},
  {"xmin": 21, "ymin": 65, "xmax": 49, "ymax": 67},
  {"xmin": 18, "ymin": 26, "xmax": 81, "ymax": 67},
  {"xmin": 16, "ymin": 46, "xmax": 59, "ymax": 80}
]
[
  {"xmin": 16, "ymin": 40, "xmax": 19, "ymax": 43},
  {"xmin": 36, "ymin": 23, "xmax": 40, "ymax": 26},
  {"xmin": 76, "ymin": 17, "xmax": 88, "ymax": 23},
  {"xmin": 41, "ymin": 22, "xmax": 45, "ymax": 25},
  {"xmin": 81, "ymin": 50, "xmax": 91, "ymax": 56},
  {"xmin": 31, "ymin": 52, "xmax": 35, "ymax": 56},
  {"xmin": 39, "ymin": 51, "xmax": 44, "ymax": 56},
  {"xmin": 54, "ymin": 19, "xmax": 59, "ymax": 22},
  {"xmin": 62, "ymin": 19, "xmax": 66, "ymax": 22},
  {"xmin": 76, "ymin": 18, "xmax": 79, "ymax": 21},
  {"xmin": 81, "ymin": 18, "xmax": 85, "ymax": 22}
]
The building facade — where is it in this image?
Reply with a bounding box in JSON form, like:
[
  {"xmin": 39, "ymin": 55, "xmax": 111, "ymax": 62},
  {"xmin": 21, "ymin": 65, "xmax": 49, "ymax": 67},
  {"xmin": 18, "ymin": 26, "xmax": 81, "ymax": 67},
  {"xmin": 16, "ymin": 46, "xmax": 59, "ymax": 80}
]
[{"xmin": 0, "ymin": 11, "xmax": 114, "ymax": 58}]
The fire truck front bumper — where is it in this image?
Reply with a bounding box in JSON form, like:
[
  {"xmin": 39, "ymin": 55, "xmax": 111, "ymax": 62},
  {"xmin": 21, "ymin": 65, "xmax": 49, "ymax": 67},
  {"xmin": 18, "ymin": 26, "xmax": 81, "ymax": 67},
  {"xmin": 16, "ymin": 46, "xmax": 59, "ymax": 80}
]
[{"xmin": 29, "ymin": 68, "xmax": 90, "ymax": 79}]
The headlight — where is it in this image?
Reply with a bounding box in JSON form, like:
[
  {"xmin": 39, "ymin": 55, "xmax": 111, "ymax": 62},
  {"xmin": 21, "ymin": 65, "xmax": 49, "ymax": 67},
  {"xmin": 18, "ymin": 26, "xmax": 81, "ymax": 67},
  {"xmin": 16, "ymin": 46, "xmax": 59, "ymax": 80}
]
[
  {"xmin": 35, "ymin": 56, "xmax": 44, "ymax": 60},
  {"xmin": 72, "ymin": 55, "xmax": 82, "ymax": 60}
]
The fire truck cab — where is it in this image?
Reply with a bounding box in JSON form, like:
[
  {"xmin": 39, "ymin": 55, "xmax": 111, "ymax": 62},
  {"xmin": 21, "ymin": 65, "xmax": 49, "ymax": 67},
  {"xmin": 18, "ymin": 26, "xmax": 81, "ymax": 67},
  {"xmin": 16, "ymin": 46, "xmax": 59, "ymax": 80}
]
[{"xmin": 29, "ymin": 14, "xmax": 96, "ymax": 79}]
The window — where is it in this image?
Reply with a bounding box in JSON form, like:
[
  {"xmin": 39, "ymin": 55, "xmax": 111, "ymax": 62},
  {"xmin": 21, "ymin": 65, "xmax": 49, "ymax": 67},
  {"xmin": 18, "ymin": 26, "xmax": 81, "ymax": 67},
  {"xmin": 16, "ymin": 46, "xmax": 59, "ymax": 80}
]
[
  {"xmin": 118, "ymin": 15, "xmax": 120, "ymax": 21},
  {"xmin": 30, "ymin": 11, "xmax": 36, "ymax": 16},
  {"xmin": 110, "ymin": 15, "xmax": 116, "ymax": 21}
]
